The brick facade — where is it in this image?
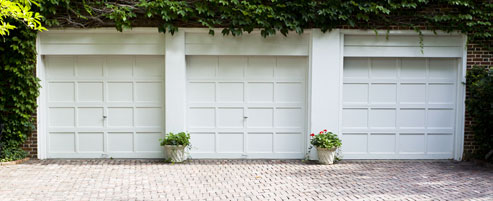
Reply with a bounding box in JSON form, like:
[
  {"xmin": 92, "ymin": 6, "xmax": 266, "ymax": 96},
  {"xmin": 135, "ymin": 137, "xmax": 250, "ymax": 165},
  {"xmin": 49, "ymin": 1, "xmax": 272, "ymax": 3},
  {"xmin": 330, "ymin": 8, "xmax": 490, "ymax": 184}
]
[
  {"xmin": 464, "ymin": 40, "xmax": 493, "ymax": 159},
  {"xmin": 22, "ymin": 34, "xmax": 492, "ymax": 159},
  {"xmin": 22, "ymin": 130, "xmax": 37, "ymax": 158}
]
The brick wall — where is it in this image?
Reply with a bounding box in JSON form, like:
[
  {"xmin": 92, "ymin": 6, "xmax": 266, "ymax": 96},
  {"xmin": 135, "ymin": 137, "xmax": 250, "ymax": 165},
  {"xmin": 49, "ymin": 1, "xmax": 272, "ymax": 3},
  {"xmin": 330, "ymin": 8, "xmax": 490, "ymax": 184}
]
[
  {"xmin": 464, "ymin": 40, "xmax": 493, "ymax": 159},
  {"xmin": 22, "ymin": 130, "xmax": 37, "ymax": 158}
]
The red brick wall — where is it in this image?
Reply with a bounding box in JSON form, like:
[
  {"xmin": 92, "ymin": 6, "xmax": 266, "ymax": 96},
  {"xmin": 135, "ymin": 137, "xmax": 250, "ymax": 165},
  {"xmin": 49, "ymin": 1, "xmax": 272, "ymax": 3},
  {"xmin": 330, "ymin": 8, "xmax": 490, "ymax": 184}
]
[
  {"xmin": 22, "ymin": 130, "xmax": 37, "ymax": 158},
  {"xmin": 464, "ymin": 40, "xmax": 493, "ymax": 159}
]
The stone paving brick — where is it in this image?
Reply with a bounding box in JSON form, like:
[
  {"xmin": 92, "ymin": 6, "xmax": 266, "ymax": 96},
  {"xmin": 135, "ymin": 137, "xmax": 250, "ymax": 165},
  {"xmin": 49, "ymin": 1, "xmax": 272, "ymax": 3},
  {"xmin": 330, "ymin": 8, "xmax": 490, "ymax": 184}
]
[{"xmin": 0, "ymin": 160, "xmax": 491, "ymax": 201}]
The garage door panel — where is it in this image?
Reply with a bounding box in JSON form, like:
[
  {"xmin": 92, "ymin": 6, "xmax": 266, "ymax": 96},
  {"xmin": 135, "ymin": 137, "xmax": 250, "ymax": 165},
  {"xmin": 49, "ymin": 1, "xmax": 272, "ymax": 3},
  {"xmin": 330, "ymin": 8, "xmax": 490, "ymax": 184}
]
[
  {"xmin": 49, "ymin": 132, "xmax": 75, "ymax": 153},
  {"xmin": 371, "ymin": 58, "xmax": 397, "ymax": 78},
  {"xmin": 49, "ymin": 82, "xmax": 75, "ymax": 102},
  {"xmin": 49, "ymin": 108, "xmax": 75, "ymax": 127},
  {"xmin": 247, "ymin": 83, "xmax": 273, "ymax": 102},
  {"xmin": 247, "ymin": 108, "xmax": 273, "ymax": 128},
  {"xmin": 343, "ymin": 109, "xmax": 368, "ymax": 128},
  {"xmin": 397, "ymin": 109, "xmax": 426, "ymax": 128},
  {"xmin": 217, "ymin": 108, "xmax": 244, "ymax": 128},
  {"xmin": 217, "ymin": 133, "xmax": 244, "ymax": 153},
  {"xmin": 107, "ymin": 107, "xmax": 133, "ymax": 127},
  {"xmin": 46, "ymin": 56, "xmax": 75, "ymax": 79},
  {"xmin": 135, "ymin": 133, "xmax": 162, "ymax": 152},
  {"xmin": 276, "ymin": 57, "xmax": 306, "ymax": 79},
  {"xmin": 107, "ymin": 82, "xmax": 133, "ymax": 102},
  {"xmin": 369, "ymin": 109, "xmax": 396, "ymax": 128},
  {"xmin": 217, "ymin": 82, "xmax": 244, "ymax": 102},
  {"xmin": 187, "ymin": 56, "xmax": 306, "ymax": 158},
  {"xmin": 78, "ymin": 82, "xmax": 103, "ymax": 102},
  {"xmin": 135, "ymin": 107, "xmax": 162, "ymax": 127},
  {"xmin": 188, "ymin": 107, "xmax": 215, "ymax": 128},
  {"xmin": 107, "ymin": 132, "xmax": 133, "ymax": 152},
  {"xmin": 78, "ymin": 107, "xmax": 104, "ymax": 127},
  {"xmin": 247, "ymin": 133, "xmax": 273, "ymax": 153},
  {"xmin": 189, "ymin": 133, "xmax": 215, "ymax": 153},
  {"xmin": 246, "ymin": 57, "xmax": 275, "ymax": 79},
  {"xmin": 368, "ymin": 133, "xmax": 396, "ymax": 153},
  {"xmin": 343, "ymin": 57, "xmax": 457, "ymax": 159},
  {"xmin": 218, "ymin": 56, "xmax": 246, "ymax": 79},
  {"xmin": 401, "ymin": 59, "xmax": 426, "ymax": 78},
  {"xmin": 370, "ymin": 84, "xmax": 396, "ymax": 104},
  {"xmin": 429, "ymin": 59, "xmax": 456, "ymax": 79},
  {"xmin": 188, "ymin": 56, "xmax": 217, "ymax": 79},
  {"xmin": 106, "ymin": 56, "xmax": 133, "ymax": 79},
  {"xmin": 399, "ymin": 84, "xmax": 426, "ymax": 104},
  {"xmin": 76, "ymin": 56, "xmax": 104, "ymax": 77},
  {"xmin": 276, "ymin": 82, "xmax": 304, "ymax": 103},
  {"xmin": 428, "ymin": 84, "xmax": 455, "ymax": 104},
  {"xmin": 344, "ymin": 58, "xmax": 369, "ymax": 78},
  {"xmin": 188, "ymin": 82, "xmax": 215, "ymax": 102},
  {"xmin": 341, "ymin": 133, "xmax": 368, "ymax": 153},
  {"xmin": 135, "ymin": 56, "xmax": 163, "ymax": 78},
  {"xmin": 427, "ymin": 109, "xmax": 455, "ymax": 128},
  {"xmin": 427, "ymin": 134, "xmax": 453, "ymax": 153},
  {"xmin": 135, "ymin": 82, "xmax": 162, "ymax": 102},
  {"xmin": 78, "ymin": 132, "xmax": 104, "ymax": 152},
  {"xmin": 398, "ymin": 134, "xmax": 425, "ymax": 153},
  {"xmin": 343, "ymin": 84, "xmax": 368, "ymax": 104},
  {"xmin": 275, "ymin": 108, "xmax": 303, "ymax": 128},
  {"xmin": 275, "ymin": 134, "xmax": 302, "ymax": 153}
]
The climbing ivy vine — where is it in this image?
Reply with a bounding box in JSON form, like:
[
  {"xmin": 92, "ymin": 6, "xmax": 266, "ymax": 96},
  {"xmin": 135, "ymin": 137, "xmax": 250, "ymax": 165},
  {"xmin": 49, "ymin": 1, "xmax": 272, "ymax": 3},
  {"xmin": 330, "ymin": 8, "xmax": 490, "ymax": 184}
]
[{"xmin": 38, "ymin": 0, "xmax": 492, "ymax": 42}]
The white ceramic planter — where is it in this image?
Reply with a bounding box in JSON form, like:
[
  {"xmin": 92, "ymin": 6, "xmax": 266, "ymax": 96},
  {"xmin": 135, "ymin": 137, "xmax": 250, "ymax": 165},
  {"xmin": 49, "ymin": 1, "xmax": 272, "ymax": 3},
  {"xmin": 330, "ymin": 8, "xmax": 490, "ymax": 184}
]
[
  {"xmin": 164, "ymin": 145, "xmax": 186, "ymax": 162},
  {"xmin": 316, "ymin": 147, "xmax": 337, "ymax": 164}
]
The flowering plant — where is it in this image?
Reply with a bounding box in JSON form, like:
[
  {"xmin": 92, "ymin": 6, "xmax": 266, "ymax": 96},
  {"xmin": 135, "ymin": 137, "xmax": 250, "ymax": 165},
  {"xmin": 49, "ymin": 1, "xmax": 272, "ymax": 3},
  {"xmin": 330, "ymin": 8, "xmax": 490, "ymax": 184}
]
[{"xmin": 310, "ymin": 130, "xmax": 342, "ymax": 149}]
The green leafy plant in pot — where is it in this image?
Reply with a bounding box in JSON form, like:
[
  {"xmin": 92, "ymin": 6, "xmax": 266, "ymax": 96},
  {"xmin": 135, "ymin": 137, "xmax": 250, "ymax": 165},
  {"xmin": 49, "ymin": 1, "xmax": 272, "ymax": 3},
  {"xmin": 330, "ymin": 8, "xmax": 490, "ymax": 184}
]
[
  {"xmin": 159, "ymin": 132, "xmax": 191, "ymax": 163},
  {"xmin": 310, "ymin": 130, "xmax": 342, "ymax": 164}
]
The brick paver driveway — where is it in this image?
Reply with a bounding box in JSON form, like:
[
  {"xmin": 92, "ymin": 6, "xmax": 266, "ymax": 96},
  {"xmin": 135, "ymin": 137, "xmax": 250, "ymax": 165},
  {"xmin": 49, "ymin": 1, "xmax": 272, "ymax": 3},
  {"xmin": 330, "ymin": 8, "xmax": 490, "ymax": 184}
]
[{"xmin": 0, "ymin": 160, "xmax": 492, "ymax": 201}]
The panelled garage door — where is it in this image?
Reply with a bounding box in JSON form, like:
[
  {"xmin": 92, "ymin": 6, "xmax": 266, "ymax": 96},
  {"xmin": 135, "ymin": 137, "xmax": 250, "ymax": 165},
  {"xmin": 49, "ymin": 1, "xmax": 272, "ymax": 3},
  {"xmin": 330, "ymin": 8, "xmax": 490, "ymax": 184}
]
[
  {"xmin": 45, "ymin": 55, "xmax": 164, "ymax": 158},
  {"xmin": 342, "ymin": 58, "xmax": 458, "ymax": 159},
  {"xmin": 187, "ymin": 56, "xmax": 307, "ymax": 158}
]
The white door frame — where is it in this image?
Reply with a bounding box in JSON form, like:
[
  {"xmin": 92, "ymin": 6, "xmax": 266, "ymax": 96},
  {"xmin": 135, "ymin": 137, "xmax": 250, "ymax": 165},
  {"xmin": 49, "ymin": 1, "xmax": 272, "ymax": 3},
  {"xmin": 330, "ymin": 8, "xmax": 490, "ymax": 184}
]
[
  {"xmin": 338, "ymin": 30, "xmax": 466, "ymax": 160},
  {"xmin": 36, "ymin": 28, "xmax": 164, "ymax": 159}
]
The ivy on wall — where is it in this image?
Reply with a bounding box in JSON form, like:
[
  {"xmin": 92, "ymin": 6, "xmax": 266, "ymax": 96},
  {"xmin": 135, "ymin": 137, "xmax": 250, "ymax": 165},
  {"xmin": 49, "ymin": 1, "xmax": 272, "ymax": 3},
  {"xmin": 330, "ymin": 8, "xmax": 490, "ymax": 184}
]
[
  {"xmin": 466, "ymin": 66, "xmax": 493, "ymax": 161},
  {"xmin": 39, "ymin": 0, "xmax": 492, "ymax": 42},
  {"xmin": 0, "ymin": 20, "xmax": 39, "ymax": 161}
]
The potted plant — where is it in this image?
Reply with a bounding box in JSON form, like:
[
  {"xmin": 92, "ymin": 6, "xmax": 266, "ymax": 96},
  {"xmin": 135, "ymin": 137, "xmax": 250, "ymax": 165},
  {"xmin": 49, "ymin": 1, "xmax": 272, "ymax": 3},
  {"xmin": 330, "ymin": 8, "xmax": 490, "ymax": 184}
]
[
  {"xmin": 310, "ymin": 130, "xmax": 342, "ymax": 164},
  {"xmin": 159, "ymin": 132, "xmax": 191, "ymax": 163}
]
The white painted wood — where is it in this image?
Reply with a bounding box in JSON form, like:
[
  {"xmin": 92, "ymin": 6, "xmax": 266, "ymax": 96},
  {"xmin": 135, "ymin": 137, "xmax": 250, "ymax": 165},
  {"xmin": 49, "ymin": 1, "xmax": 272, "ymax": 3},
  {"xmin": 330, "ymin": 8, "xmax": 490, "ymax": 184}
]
[
  {"xmin": 44, "ymin": 55, "xmax": 165, "ymax": 158},
  {"xmin": 341, "ymin": 57, "xmax": 459, "ymax": 159},
  {"xmin": 345, "ymin": 35, "xmax": 463, "ymax": 47},
  {"xmin": 185, "ymin": 33, "xmax": 309, "ymax": 56},
  {"xmin": 309, "ymin": 29, "xmax": 342, "ymax": 159},
  {"xmin": 186, "ymin": 56, "xmax": 308, "ymax": 159},
  {"xmin": 36, "ymin": 35, "xmax": 48, "ymax": 159},
  {"xmin": 39, "ymin": 29, "xmax": 165, "ymax": 55},
  {"xmin": 344, "ymin": 35, "xmax": 463, "ymax": 58},
  {"xmin": 165, "ymin": 31, "xmax": 187, "ymax": 133}
]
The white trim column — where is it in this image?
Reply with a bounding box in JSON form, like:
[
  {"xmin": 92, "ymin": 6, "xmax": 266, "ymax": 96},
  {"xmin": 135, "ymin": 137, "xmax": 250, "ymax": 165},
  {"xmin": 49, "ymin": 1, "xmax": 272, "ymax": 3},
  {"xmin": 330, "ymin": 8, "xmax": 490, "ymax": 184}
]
[
  {"xmin": 309, "ymin": 29, "xmax": 342, "ymax": 159},
  {"xmin": 165, "ymin": 31, "xmax": 187, "ymax": 133}
]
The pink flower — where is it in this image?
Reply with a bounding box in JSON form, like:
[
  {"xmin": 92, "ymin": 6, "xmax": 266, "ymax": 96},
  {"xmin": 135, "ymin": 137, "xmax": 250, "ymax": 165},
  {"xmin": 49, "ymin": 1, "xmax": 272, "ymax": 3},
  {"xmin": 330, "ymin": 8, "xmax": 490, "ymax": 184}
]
[
  {"xmin": 310, "ymin": 133, "xmax": 315, "ymax": 136},
  {"xmin": 324, "ymin": 129, "xmax": 327, "ymax": 132},
  {"xmin": 319, "ymin": 131, "xmax": 323, "ymax": 134}
]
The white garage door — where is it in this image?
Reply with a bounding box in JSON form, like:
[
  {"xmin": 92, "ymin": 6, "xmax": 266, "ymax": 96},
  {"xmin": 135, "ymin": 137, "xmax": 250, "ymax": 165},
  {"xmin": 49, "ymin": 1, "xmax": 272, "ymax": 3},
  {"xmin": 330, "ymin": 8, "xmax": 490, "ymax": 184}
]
[
  {"xmin": 45, "ymin": 55, "xmax": 165, "ymax": 158},
  {"xmin": 342, "ymin": 58, "xmax": 458, "ymax": 159},
  {"xmin": 187, "ymin": 56, "xmax": 307, "ymax": 159}
]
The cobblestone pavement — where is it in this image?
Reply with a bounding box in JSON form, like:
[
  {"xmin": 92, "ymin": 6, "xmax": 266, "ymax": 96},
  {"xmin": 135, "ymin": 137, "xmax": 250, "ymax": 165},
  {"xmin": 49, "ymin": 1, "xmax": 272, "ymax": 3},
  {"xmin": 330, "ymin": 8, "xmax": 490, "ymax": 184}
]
[{"xmin": 0, "ymin": 160, "xmax": 492, "ymax": 201}]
